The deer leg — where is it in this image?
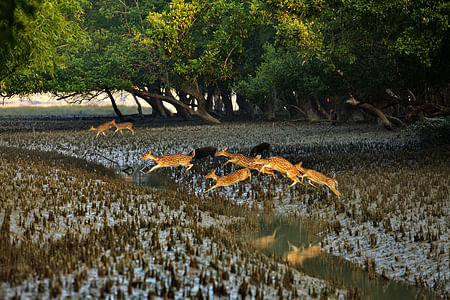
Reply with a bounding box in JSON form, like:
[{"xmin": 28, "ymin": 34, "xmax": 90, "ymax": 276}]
[
  {"xmin": 328, "ymin": 186, "xmax": 341, "ymax": 200},
  {"xmin": 146, "ymin": 164, "xmax": 162, "ymax": 174},
  {"xmin": 270, "ymin": 171, "xmax": 277, "ymax": 181},
  {"xmin": 299, "ymin": 174, "xmax": 305, "ymax": 183},
  {"xmin": 307, "ymin": 179, "xmax": 320, "ymax": 189},
  {"xmin": 259, "ymin": 165, "xmax": 267, "ymax": 175},
  {"xmin": 206, "ymin": 185, "xmax": 219, "ymax": 193},
  {"xmin": 184, "ymin": 163, "xmax": 194, "ymax": 173},
  {"xmin": 289, "ymin": 178, "xmax": 300, "ymax": 188},
  {"xmin": 221, "ymin": 160, "xmax": 232, "ymax": 168}
]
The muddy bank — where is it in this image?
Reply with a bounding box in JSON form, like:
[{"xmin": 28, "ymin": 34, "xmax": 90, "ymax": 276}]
[
  {"xmin": 0, "ymin": 146, "xmax": 346, "ymax": 299},
  {"xmin": 0, "ymin": 120, "xmax": 448, "ymax": 298}
]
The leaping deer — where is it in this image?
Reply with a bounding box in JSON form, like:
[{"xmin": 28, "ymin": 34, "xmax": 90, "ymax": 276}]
[
  {"xmin": 215, "ymin": 147, "xmax": 276, "ymax": 179},
  {"xmin": 141, "ymin": 150, "xmax": 195, "ymax": 174},
  {"xmin": 250, "ymin": 155, "xmax": 303, "ymax": 187},
  {"xmin": 295, "ymin": 162, "xmax": 341, "ymax": 200},
  {"xmin": 205, "ymin": 168, "xmax": 252, "ymax": 192}
]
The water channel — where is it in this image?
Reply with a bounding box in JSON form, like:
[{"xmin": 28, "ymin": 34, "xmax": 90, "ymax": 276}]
[{"xmin": 129, "ymin": 170, "xmax": 438, "ymax": 299}]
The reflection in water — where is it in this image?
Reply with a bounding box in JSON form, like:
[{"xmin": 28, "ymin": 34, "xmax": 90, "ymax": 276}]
[
  {"xmin": 250, "ymin": 228, "xmax": 279, "ymax": 250},
  {"xmin": 121, "ymin": 167, "xmax": 171, "ymax": 189},
  {"xmin": 246, "ymin": 216, "xmax": 437, "ymax": 300},
  {"xmin": 285, "ymin": 242, "xmax": 321, "ymax": 266},
  {"xmin": 129, "ymin": 174, "xmax": 438, "ymax": 300}
]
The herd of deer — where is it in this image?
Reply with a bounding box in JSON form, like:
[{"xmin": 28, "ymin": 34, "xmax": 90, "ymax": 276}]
[
  {"xmin": 88, "ymin": 120, "xmax": 340, "ymax": 199},
  {"xmin": 88, "ymin": 120, "xmax": 135, "ymax": 137},
  {"xmin": 140, "ymin": 147, "xmax": 341, "ymax": 200}
]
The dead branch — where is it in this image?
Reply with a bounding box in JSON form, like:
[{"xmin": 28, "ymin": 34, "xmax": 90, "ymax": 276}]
[
  {"xmin": 345, "ymin": 97, "xmax": 393, "ymax": 130},
  {"xmin": 287, "ymin": 104, "xmax": 308, "ymax": 117}
]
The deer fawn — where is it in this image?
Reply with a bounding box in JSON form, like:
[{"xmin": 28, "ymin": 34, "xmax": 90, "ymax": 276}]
[
  {"xmin": 88, "ymin": 120, "xmax": 114, "ymax": 137},
  {"xmin": 295, "ymin": 162, "xmax": 341, "ymax": 200},
  {"xmin": 205, "ymin": 168, "xmax": 252, "ymax": 192},
  {"xmin": 140, "ymin": 150, "xmax": 195, "ymax": 174},
  {"xmin": 285, "ymin": 242, "xmax": 321, "ymax": 266},
  {"xmin": 250, "ymin": 155, "xmax": 302, "ymax": 187},
  {"xmin": 111, "ymin": 120, "xmax": 135, "ymax": 135},
  {"xmin": 215, "ymin": 147, "xmax": 276, "ymax": 178}
]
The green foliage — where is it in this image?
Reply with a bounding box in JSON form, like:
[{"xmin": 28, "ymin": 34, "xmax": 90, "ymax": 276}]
[
  {"xmin": 0, "ymin": 0, "xmax": 38, "ymax": 49},
  {"xmin": 145, "ymin": 0, "xmax": 261, "ymax": 87},
  {"xmin": 2, "ymin": 0, "xmax": 448, "ymax": 119},
  {"xmin": 1, "ymin": 0, "xmax": 88, "ymax": 93},
  {"xmin": 236, "ymin": 43, "xmax": 327, "ymax": 105},
  {"xmin": 410, "ymin": 118, "xmax": 450, "ymax": 145},
  {"xmin": 238, "ymin": 0, "xmax": 449, "ymax": 109}
]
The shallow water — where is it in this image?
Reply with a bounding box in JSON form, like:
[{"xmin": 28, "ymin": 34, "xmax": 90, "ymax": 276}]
[
  {"xmin": 246, "ymin": 216, "xmax": 438, "ymax": 300},
  {"xmin": 131, "ymin": 162, "xmax": 441, "ymax": 299},
  {"xmin": 122, "ymin": 165, "xmax": 176, "ymax": 190}
]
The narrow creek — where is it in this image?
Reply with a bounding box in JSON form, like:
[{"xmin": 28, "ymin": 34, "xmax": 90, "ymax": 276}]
[
  {"xmin": 245, "ymin": 216, "xmax": 436, "ymax": 299},
  {"xmin": 129, "ymin": 170, "xmax": 438, "ymax": 300}
]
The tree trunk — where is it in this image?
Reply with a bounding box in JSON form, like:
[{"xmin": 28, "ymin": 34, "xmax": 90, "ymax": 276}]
[
  {"xmin": 131, "ymin": 93, "xmax": 144, "ymax": 119},
  {"xmin": 145, "ymin": 96, "xmax": 168, "ymax": 118},
  {"xmin": 174, "ymin": 90, "xmax": 194, "ymax": 120},
  {"xmin": 304, "ymin": 97, "xmax": 321, "ymax": 121},
  {"xmin": 346, "ymin": 97, "xmax": 393, "ymax": 130},
  {"xmin": 205, "ymin": 87, "xmax": 215, "ymax": 113},
  {"xmin": 236, "ymin": 93, "xmax": 253, "ymax": 119},
  {"xmin": 260, "ymin": 102, "xmax": 275, "ymax": 120},
  {"xmin": 105, "ymin": 88, "xmax": 124, "ymax": 120},
  {"xmin": 222, "ymin": 90, "xmax": 234, "ymax": 118},
  {"xmin": 314, "ymin": 95, "xmax": 331, "ymax": 119},
  {"xmin": 179, "ymin": 85, "xmax": 221, "ymax": 124},
  {"xmin": 127, "ymin": 87, "xmax": 220, "ymax": 124}
]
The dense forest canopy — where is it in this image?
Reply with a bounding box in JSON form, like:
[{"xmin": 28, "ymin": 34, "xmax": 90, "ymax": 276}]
[{"xmin": 1, "ymin": 0, "xmax": 449, "ymax": 125}]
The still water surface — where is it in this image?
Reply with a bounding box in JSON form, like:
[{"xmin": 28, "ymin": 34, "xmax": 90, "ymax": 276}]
[
  {"xmin": 131, "ymin": 171, "xmax": 438, "ymax": 299},
  {"xmin": 246, "ymin": 217, "xmax": 436, "ymax": 299}
]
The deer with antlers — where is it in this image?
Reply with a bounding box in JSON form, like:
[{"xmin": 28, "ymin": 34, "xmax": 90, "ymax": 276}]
[
  {"xmin": 205, "ymin": 168, "xmax": 252, "ymax": 192},
  {"xmin": 88, "ymin": 120, "xmax": 114, "ymax": 137},
  {"xmin": 295, "ymin": 162, "xmax": 341, "ymax": 199},
  {"xmin": 141, "ymin": 150, "xmax": 195, "ymax": 174}
]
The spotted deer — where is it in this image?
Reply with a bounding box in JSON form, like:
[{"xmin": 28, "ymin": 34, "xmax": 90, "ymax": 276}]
[
  {"xmin": 88, "ymin": 120, "xmax": 114, "ymax": 137},
  {"xmin": 111, "ymin": 120, "xmax": 135, "ymax": 135},
  {"xmin": 215, "ymin": 147, "xmax": 276, "ymax": 179},
  {"xmin": 205, "ymin": 168, "xmax": 252, "ymax": 192},
  {"xmin": 250, "ymin": 155, "xmax": 303, "ymax": 187},
  {"xmin": 140, "ymin": 150, "xmax": 195, "ymax": 174},
  {"xmin": 295, "ymin": 162, "xmax": 341, "ymax": 199}
]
